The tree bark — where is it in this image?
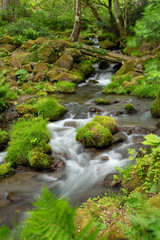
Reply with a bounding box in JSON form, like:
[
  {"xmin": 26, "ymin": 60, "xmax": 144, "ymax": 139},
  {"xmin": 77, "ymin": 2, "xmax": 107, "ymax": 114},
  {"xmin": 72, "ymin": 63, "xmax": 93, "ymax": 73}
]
[
  {"xmin": 113, "ymin": 0, "xmax": 127, "ymax": 38},
  {"xmin": 69, "ymin": 0, "xmax": 81, "ymax": 42},
  {"xmin": 84, "ymin": 0, "xmax": 102, "ymax": 22},
  {"xmin": 2, "ymin": 0, "xmax": 18, "ymax": 21}
]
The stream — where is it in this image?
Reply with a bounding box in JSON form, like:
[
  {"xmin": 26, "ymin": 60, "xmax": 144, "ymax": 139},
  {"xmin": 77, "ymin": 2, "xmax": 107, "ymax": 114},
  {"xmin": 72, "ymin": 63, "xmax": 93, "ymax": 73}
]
[{"xmin": 0, "ymin": 62, "xmax": 159, "ymax": 226}]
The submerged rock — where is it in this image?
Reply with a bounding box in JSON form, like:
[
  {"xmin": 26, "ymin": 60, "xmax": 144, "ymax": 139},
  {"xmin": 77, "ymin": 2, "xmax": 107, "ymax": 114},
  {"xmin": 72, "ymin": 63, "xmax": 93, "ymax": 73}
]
[{"xmin": 125, "ymin": 103, "xmax": 137, "ymax": 114}]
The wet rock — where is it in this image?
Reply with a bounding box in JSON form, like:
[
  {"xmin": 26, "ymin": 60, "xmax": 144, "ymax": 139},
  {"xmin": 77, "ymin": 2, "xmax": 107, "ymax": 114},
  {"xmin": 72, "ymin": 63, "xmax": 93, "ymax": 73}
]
[
  {"xmin": 113, "ymin": 63, "xmax": 122, "ymax": 70},
  {"xmin": 64, "ymin": 121, "xmax": 77, "ymax": 128},
  {"xmin": 95, "ymin": 98, "xmax": 111, "ymax": 105},
  {"xmin": 127, "ymin": 127, "xmax": 149, "ymax": 135},
  {"xmin": 99, "ymin": 61, "xmax": 110, "ymax": 70},
  {"xmin": 101, "ymin": 156, "xmax": 109, "ymax": 161},
  {"xmin": 114, "ymin": 111, "xmax": 124, "ymax": 116},
  {"xmin": 113, "ymin": 132, "xmax": 127, "ymax": 144},
  {"xmin": 104, "ymin": 173, "xmax": 120, "ymax": 187},
  {"xmin": 87, "ymin": 80, "xmax": 99, "ymax": 85},
  {"xmin": 125, "ymin": 103, "xmax": 137, "ymax": 114},
  {"xmin": 3, "ymin": 111, "xmax": 18, "ymax": 121},
  {"xmin": 154, "ymin": 129, "xmax": 160, "ymax": 137},
  {"xmin": 52, "ymin": 156, "xmax": 65, "ymax": 170},
  {"xmin": 90, "ymin": 106, "xmax": 103, "ymax": 113},
  {"xmin": 56, "ymin": 54, "xmax": 73, "ymax": 70},
  {"xmin": 6, "ymin": 191, "xmax": 21, "ymax": 202}
]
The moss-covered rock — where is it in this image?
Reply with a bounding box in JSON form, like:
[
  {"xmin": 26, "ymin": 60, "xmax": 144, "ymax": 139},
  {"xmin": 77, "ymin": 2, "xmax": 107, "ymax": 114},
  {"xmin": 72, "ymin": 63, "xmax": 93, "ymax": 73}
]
[
  {"xmin": 23, "ymin": 64, "xmax": 32, "ymax": 73},
  {"xmin": 33, "ymin": 63, "xmax": 49, "ymax": 74},
  {"xmin": 21, "ymin": 40, "xmax": 36, "ymax": 50},
  {"xmin": 34, "ymin": 97, "xmax": 67, "ymax": 121},
  {"xmin": 29, "ymin": 151, "xmax": 54, "ymax": 169},
  {"xmin": 32, "ymin": 143, "xmax": 52, "ymax": 155},
  {"xmin": 115, "ymin": 61, "xmax": 135, "ymax": 76},
  {"xmin": 77, "ymin": 61, "xmax": 95, "ymax": 78},
  {"xmin": 100, "ymin": 40, "xmax": 117, "ymax": 49},
  {"xmin": 0, "ymin": 44, "xmax": 16, "ymax": 51},
  {"xmin": 54, "ymin": 72, "xmax": 80, "ymax": 83},
  {"xmin": 0, "ymin": 129, "xmax": 9, "ymax": 151},
  {"xmin": 16, "ymin": 104, "xmax": 37, "ymax": 116},
  {"xmin": 125, "ymin": 103, "xmax": 137, "ymax": 114},
  {"xmin": 69, "ymin": 68, "xmax": 85, "ymax": 83},
  {"xmin": 151, "ymin": 91, "xmax": 160, "ymax": 117},
  {"xmin": 35, "ymin": 37, "xmax": 47, "ymax": 45},
  {"xmin": 95, "ymin": 98, "xmax": 111, "ymax": 105},
  {"xmin": 22, "ymin": 52, "xmax": 38, "ymax": 65},
  {"xmin": 64, "ymin": 48, "xmax": 81, "ymax": 61},
  {"xmin": 148, "ymin": 193, "xmax": 160, "ymax": 209},
  {"xmin": 75, "ymin": 208, "xmax": 95, "ymax": 234},
  {"xmin": 0, "ymin": 35, "xmax": 13, "ymax": 44},
  {"xmin": 92, "ymin": 116, "xmax": 118, "ymax": 134},
  {"xmin": 48, "ymin": 67, "xmax": 69, "ymax": 82},
  {"xmin": 55, "ymin": 81, "xmax": 76, "ymax": 93},
  {"xmin": 37, "ymin": 42, "xmax": 57, "ymax": 63},
  {"xmin": 55, "ymin": 39, "xmax": 73, "ymax": 51},
  {"xmin": 76, "ymin": 121, "xmax": 113, "ymax": 148},
  {"xmin": 0, "ymin": 162, "xmax": 12, "ymax": 178},
  {"xmin": 56, "ymin": 54, "xmax": 73, "ymax": 70}
]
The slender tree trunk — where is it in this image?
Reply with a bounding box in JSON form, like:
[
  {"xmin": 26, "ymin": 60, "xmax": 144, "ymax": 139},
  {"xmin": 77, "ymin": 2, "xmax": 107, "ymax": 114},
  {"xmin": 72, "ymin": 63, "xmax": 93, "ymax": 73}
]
[
  {"xmin": 69, "ymin": 0, "xmax": 81, "ymax": 42},
  {"xmin": 114, "ymin": 0, "xmax": 127, "ymax": 38},
  {"xmin": 2, "ymin": 0, "xmax": 18, "ymax": 21},
  {"xmin": 85, "ymin": 0, "xmax": 102, "ymax": 22}
]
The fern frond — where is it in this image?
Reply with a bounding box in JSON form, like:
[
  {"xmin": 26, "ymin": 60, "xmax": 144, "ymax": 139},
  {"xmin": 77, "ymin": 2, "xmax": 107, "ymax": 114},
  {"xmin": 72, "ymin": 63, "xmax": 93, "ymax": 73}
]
[{"xmin": 142, "ymin": 134, "xmax": 160, "ymax": 147}]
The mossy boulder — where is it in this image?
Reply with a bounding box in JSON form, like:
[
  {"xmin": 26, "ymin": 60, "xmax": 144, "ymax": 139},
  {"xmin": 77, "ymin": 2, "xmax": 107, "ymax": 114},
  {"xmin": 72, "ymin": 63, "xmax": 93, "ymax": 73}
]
[
  {"xmin": 34, "ymin": 97, "xmax": 67, "ymax": 121},
  {"xmin": 121, "ymin": 75, "xmax": 143, "ymax": 88},
  {"xmin": 32, "ymin": 143, "xmax": 52, "ymax": 155},
  {"xmin": 23, "ymin": 64, "xmax": 32, "ymax": 73},
  {"xmin": 0, "ymin": 44, "xmax": 16, "ymax": 51},
  {"xmin": 0, "ymin": 129, "xmax": 9, "ymax": 151},
  {"xmin": 77, "ymin": 61, "xmax": 95, "ymax": 78},
  {"xmin": 151, "ymin": 91, "xmax": 160, "ymax": 117},
  {"xmin": 37, "ymin": 42, "xmax": 57, "ymax": 63},
  {"xmin": 69, "ymin": 68, "xmax": 85, "ymax": 83},
  {"xmin": 29, "ymin": 151, "xmax": 54, "ymax": 169},
  {"xmin": 125, "ymin": 103, "xmax": 137, "ymax": 114},
  {"xmin": 21, "ymin": 40, "xmax": 36, "ymax": 50},
  {"xmin": 115, "ymin": 61, "xmax": 135, "ymax": 76},
  {"xmin": 54, "ymin": 72, "xmax": 80, "ymax": 83},
  {"xmin": 0, "ymin": 163, "xmax": 12, "ymax": 178},
  {"xmin": 92, "ymin": 116, "xmax": 118, "ymax": 134},
  {"xmin": 16, "ymin": 104, "xmax": 37, "ymax": 116},
  {"xmin": 56, "ymin": 54, "xmax": 73, "ymax": 70},
  {"xmin": 95, "ymin": 98, "xmax": 111, "ymax": 105},
  {"xmin": 100, "ymin": 40, "xmax": 117, "ymax": 49},
  {"xmin": 148, "ymin": 193, "xmax": 160, "ymax": 209},
  {"xmin": 33, "ymin": 63, "xmax": 49, "ymax": 74},
  {"xmin": 55, "ymin": 39, "xmax": 73, "ymax": 51},
  {"xmin": 76, "ymin": 121, "xmax": 113, "ymax": 148},
  {"xmin": 55, "ymin": 81, "xmax": 76, "ymax": 93},
  {"xmin": 0, "ymin": 35, "xmax": 13, "ymax": 44},
  {"xmin": 75, "ymin": 208, "xmax": 95, "ymax": 234},
  {"xmin": 64, "ymin": 48, "xmax": 81, "ymax": 61},
  {"xmin": 35, "ymin": 37, "xmax": 47, "ymax": 45}
]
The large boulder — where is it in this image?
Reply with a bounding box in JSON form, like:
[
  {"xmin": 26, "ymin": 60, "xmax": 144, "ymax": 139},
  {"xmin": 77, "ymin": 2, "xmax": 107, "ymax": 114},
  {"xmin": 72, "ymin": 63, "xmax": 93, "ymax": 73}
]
[
  {"xmin": 100, "ymin": 40, "xmax": 117, "ymax": 49},
  {"xmin": 29, "ymin": 151, "xmax": 55, "ymax": 170},
  {"xmin": 64, "ymin": 48, "xmax": 81, "ymax": 61},
  {"xmin": 92, "ymin": 116, "xmax": 118, "ymax": 134},
  {"xmin": 115, "ymin": 61, "xmax": 135, "ymax": 76},
  {"xmin": 151, "ymin": 91, "xmax": 160, "ymax": 117},
  {"xmin": 56, "ymin": 54, "xmax": 73, "ymax": 70},
  {"xmin": 0, "ymin": 35, "xmax": 13, "ymax": 44},
  {"xmin": 54, "ymin": 72, "xmax": 80, "ymax": 83},
  {"xmin": 77, "ymin": 61, "xmax": 95, "ymax": 78},
  {"xmin": 16, "ymin": 104, "xmax": 37, "ymax": 116},
  {"xmin": 37, "ymin": 42, "xmax": 58, "ymax": 63},
  {"xmin": 21, "ymin": 40, "xmax": 36, "ymax": 50},
  {"xmin": 48, "ymin": 67, "xmax": 68, "ymax": 82}
]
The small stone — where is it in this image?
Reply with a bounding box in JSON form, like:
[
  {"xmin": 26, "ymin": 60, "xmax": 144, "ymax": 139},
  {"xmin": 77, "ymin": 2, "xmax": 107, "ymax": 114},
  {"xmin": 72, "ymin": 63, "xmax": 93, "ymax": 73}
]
[{"xmin": 101, "ymin": 156, "xmax": 109, "ymax": 161}]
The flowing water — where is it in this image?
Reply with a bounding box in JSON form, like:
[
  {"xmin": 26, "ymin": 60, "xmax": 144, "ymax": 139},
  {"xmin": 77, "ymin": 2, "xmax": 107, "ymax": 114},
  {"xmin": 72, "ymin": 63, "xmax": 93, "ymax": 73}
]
[{"xmin": 0, "ymin": 62, "xmax": 159, "ymax": 226}]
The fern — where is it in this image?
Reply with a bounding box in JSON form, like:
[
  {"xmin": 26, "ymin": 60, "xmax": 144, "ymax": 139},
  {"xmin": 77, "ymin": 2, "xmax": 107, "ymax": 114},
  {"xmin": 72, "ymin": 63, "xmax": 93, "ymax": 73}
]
[
  {"xmin": 142, "ymin": 134, "xmax": 160, "ymax": 147},
  {"xmin": 1, "ymin": 187, "xmax": 102, "ymax": 240}
]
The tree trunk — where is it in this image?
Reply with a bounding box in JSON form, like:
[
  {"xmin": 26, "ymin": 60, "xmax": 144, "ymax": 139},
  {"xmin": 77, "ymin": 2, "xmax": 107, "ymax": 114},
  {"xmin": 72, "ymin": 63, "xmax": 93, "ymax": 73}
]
[
  {"xmin": 2, "ymin": 0, "xmax": 18, "ymax": 21},
  {"xmin": 113, "ymin": 0, "xmax": 127, "ymax": 38},
  {"xmin": 85, "ymin": 0, "xmax": 102, "ymax": 22},
  {"xmin": 69, "ymin": 0, "xmax": 81, "ymax": 42}
]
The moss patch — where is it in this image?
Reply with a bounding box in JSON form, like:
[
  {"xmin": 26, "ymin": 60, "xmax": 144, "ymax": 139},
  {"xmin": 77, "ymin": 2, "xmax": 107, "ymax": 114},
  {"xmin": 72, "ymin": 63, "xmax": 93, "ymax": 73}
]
[
  {"xmin": 151, "ymin": 91, "xmax": 160, "ymax": 117},
  {"xmin": 0, "ymin": 163, "xmax": 12, "ymax": 178}
]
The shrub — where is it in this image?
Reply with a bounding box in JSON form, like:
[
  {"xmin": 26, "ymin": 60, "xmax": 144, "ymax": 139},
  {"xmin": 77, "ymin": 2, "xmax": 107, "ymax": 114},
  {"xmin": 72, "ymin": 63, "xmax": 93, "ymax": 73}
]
[{"xmin": 5, "ymin": 117, "xmax": 50, "ymax": 167}]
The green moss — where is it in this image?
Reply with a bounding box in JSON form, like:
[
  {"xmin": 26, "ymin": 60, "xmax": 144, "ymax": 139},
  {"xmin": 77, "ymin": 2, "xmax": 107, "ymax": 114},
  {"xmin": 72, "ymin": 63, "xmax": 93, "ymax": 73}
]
[
  {"xmin": 22, "ymin": 52, "xmax": 38, "ymax": 65},
  {"xmin": 70, "ymin": 68, "xmax": 85, "ymax": 83},
  {"xmin": 77, "ymin": 60, "xmax": 95, "ymax": 78},
  {"xmin": 76, "ymin": 121, "xmax": 113, "ymax": 148},
  {"xmin": 115, "ymin": 61, "xmax": 135, "ymax": 76},
  {"xmin": 33, "ymin": 143, "xmax": 52, "ymax": 155},
  {"xmin": 92, "ymin": 116, "xmax": 118, "ymax": 134},
  {"xmin": 54, "ymin": 72, "xmax": 80, "ymax": 83},
  {"xmin": 95, "ymin": 98, "xmax": 111, "ymax": 105},
  {"xmin": 0, "ymin": 129, "xmax": 9, "ymax": 145},
  {"xmin": 16, "ymin": 104, "xmax": 37, "ymax": 116},
  {"xmin": 37, "ymin": 42, "xmax": 57, "ymax": 63},
  {"xmin": 56, "ymin": 54, "xmax": 73, "ymax": 70},
  {"xmin": 125, "ymin": 103, "xmax": 137, "ymax": 114},
  {"xmin": 55, "ymin": 81, "xmax": 76, "ymax": 93},
  {"xmin": 29, "ymin": 151, "xmax": 54, "ymax": 169},
  {"xmin": 151, "ymin": 91, "xmax": 160, "ymax": 117},
  {"xmin": 100, "ymin": 40, "xmax": 117, "ymax": 49},
  {"xmin": 0, "ymin": 162, "xmax": 12, "ymax": 178},
  {"xmin": 5, "ymin": 117, "xmax": 50, "ymax": 167},
  {"xmin": 34, "ymin": 97, "xmax": 67, "ymax": 121}
]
